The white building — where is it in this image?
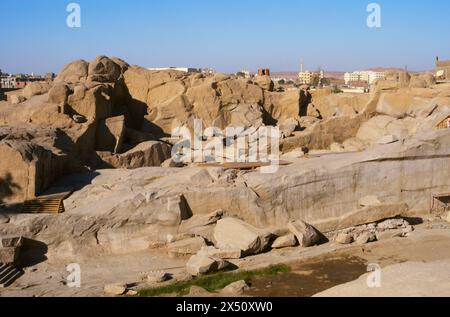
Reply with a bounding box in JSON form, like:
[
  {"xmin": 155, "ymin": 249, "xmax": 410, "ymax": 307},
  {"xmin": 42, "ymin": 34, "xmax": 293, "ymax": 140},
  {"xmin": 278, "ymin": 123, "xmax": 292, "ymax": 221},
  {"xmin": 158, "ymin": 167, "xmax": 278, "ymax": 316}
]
[{"xmin": 344, "ymin": 71, "xmax": 386, "ymax": 85}]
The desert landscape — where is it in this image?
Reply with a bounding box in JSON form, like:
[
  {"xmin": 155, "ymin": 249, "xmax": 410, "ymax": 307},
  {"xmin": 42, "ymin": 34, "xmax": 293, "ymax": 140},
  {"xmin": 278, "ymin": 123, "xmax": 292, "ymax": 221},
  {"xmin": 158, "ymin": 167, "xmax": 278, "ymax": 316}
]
[{"xmin": 1, "ymin": 55, "xmax": 450, "ymax": 297}]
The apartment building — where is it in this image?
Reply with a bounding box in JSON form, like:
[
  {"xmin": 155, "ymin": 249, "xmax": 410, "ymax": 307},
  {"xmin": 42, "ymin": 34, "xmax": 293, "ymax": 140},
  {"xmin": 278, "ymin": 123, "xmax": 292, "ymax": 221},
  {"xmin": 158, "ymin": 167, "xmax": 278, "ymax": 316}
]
[
  {"xmin": 344, "ymin": 71, "xmax": 385, "ymax": 85},
  {"xmin": 298, "ymin": 70, "xmax": 324, "ymax": 85}
]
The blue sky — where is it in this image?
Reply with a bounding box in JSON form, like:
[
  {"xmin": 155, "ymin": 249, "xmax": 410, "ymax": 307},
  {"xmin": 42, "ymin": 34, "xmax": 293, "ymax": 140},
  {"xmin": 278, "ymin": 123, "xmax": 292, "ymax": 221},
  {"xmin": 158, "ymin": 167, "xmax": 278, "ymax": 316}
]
[{"xmin": 1, "ymin": 0, "xmax": 450, "ymax": 74}]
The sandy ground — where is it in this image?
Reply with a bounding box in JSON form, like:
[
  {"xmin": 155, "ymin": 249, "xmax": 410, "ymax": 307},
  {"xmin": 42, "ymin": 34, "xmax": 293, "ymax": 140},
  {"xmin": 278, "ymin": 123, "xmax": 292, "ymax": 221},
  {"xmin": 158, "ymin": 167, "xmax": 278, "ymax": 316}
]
[{"xmin": 1, "ymin": 219, "xmax": 450, "ymax": 297}]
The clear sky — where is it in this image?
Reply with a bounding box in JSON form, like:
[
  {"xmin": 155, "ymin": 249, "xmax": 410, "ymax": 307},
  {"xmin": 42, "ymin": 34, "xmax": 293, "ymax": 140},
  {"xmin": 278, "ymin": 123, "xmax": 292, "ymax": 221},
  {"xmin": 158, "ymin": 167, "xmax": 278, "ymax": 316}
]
[{"xmin": 1, "ymin": 0, "xmax": 450, "ymax": 74}]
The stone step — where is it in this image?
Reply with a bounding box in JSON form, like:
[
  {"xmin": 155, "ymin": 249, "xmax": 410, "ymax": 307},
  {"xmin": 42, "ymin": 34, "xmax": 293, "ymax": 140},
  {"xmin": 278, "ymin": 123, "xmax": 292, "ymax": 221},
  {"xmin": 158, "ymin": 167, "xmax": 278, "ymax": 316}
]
[
  {"xmin": 0, "ymin": 265, "xmax": 15, "ymax": 280},
  {"xmin": 0, "ymin": 263, "xmax": 23, "ymax": 288}
]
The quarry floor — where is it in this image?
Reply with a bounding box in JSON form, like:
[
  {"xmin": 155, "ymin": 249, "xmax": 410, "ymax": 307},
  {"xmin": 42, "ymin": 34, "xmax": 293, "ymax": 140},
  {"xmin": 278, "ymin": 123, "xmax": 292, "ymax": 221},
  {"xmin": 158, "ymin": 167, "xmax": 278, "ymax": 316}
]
[{"xmin": 1, "ymin": 217, "xmax": 450, "ymax": 297}]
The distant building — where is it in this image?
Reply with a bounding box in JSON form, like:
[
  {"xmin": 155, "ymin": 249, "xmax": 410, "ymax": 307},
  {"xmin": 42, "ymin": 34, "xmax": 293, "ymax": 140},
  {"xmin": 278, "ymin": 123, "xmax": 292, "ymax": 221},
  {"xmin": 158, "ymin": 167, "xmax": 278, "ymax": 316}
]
[
  {"xmin": 298, "ymin": 70, "xmax": 324, "ymax": 85},
  {"xmin": 147, "ymin": 67, "xmax": 201, "ymax": 73},
  {"xmin": 344, "ymin": 71, "xmax": 385, "ymax": 85},
  {"xmin": 0, "ymin": 74, "xmax": 44, "ymax": 89},
  {"xmin": 236, "ymin": 70, "xmax": 251, "ymax": 78},
  {"xmin": 201, "ymin": 68, "xmax": 216, "ymax": 75},
  {"xmin": 436, "ymin": 57, "xmax": 450, "ymax": 80},
  {"xmin": 257, "ymin": 69, "xmax": 270, "ymax": 77}
]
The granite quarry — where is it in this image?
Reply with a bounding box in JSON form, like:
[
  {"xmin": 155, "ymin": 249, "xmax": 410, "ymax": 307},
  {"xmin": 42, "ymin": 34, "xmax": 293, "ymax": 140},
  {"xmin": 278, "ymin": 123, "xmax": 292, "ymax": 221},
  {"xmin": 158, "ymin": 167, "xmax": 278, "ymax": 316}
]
[{"xmin": 1, "ymin": 56, "xmax": 450, "ymax": 296}]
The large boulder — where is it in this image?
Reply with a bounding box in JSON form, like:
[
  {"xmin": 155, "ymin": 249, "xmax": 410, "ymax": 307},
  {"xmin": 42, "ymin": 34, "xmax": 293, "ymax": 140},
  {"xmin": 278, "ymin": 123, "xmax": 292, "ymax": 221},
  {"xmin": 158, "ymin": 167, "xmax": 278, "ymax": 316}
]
[
  {"xmin": 67, "ymin": 84, "xmax": 112, "ymax": 121},
  {"xmin": 253, "ymin": 75, "xmax": 274, "ymax": 92},
  {"xmin": 87, "ymin": 56, "xmax": 122, "ymax": 83},
  {"xmin": 48, "ymin": 83, "xmax": 71, "ymax": 104},
  {"xmin": 409, "ymin": 73, "xmax": 435, "ymax": 89},
  {"xmin": 356, "ymin": 115, "xmax": 411, "ymax": 143},
  {"xmin": 311, "ymin": 93, "xmax": 369, "ymax": 118},
  {"xmin": 0, "ymin": 130, "xmax": 67, "ymax": 204},
  {"xmin": 186, "ymin": 253, "xmax": 228, "ymax": 276},
  {"xmin": 22, "ymin": 82, "xmax": 51, "ymax": 98},
  {"xmin": 264, "ymin": 90, "xmax": 306, "ymax": 121},
  {"xmin": 0, "ymin": 236, "xmax": 23, "ymax": 265},
  {"xmin": 99, "ymin": 140, "xmax": 171, "ymax": 169},
  {"xmin": 167, "ymin": 236, "xmax": 206, "ymax": 257},
  {"xmin": 271, "ymin": 233, "xmax": 298, "ymax": 249},
  {"xmin": 9, "ymin": 95, "xmax": 26, "ymax": 105},
  {"xmin": 376, "ymin": 92, "xmax": 429, "ymax": 118},
  {"xmin": 213, "ymin": 218, "xmax": 273, "ymax": 255},
  {"xmin": 287, "ymin": 220, "xmax": 321, "ymax": 247},
  {"xmin": 55, "ymin": 59, "xmax": 89, "ymax": 83},
  {"xmin": 197, "ymin": 246, "xmax": 242, "ymax": 259}
]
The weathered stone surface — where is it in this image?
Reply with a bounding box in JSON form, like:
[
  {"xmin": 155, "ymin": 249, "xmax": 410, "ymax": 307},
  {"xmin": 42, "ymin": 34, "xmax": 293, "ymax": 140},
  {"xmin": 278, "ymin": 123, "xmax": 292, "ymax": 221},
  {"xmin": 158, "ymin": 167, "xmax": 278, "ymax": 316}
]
[
  {"xmin": 315, "ymin": 259, "xmax": 450, "ymax": 297},
  {"xmin": 355, "ymin": 232, "xmax": 377, "ymax": 245},
  {"xmin": 186, "ymin": 253, "xmax": 228, "ymax": 276},
  {"xmin": 48, "ymin": 83, "xmax": 71, "ymax": 104},
  {"xmin": 377, "ymin": 218, "xmax": 409, "ymax": 231},
  {"xmin": 179, "ymin": 210, "xmax": 224, "ymax": 233},
  {"xmin": 23, "ymin": 82, "xmax": 51, "ymax": 98},
  {"xmin": 335, "ymin": 233, "xmax": 353, "ymax": 244},
  {"xmin": 87, "ymin": 56, "xmax": 122, "ymax": 83},
  {"xmin": 311, "ymin": 204, "xmax": 409, "ymax": 234},
  {"xmin": 198, "ymin": 246, "xmax": 242, "ymax": 259},
  {"xmin": 72, "ymin": 114, "xmax": 86, "ymax": 123},
  {"xmin": 213, "ymin": 218, "xmax": 272, "ymax": 255},
  {"xmin": 10, "ymin": 95, "xmax": 26, "ymax": 105},
  {"xmin": 278, "ymin": 118, "xmax": 298, "ymax": 138},
  {"xmin": 0, "ymin": 214, "xmax": 9, "ymax": 224},
  {"xmin": 376, "ymin": 229, "xmax": 405, "ymax": 240},
  {"xmin": 287, "ymin": 220, "xmax": 321, "ymax": 248},
  {"xmin": 187, "ymin": 285, "xmax": 213, "ymax": 296},
  {"xmin": 376, "ymin": 92, "xmax": 429, "ymax": 119},
  {"xmin": 0, "ymin": 130, "xmax": 68, "ymax": 203},
  {"xmin": 167, "ymin": 236, "xmax": 206, "ymax": 257},
  {"xmin": 271, "ymin": 234, "xmax": 297, "ymax": 249},
  {"xmin": 99, "ymin": 140, "xmax": 171, "ymax": 168},
  {"xmin": 330, "ymin": 142, "xmax": 345, "ymax": 152},
  {"xmin": 96, "ymin": 115, "xmax": 125, "ymax": 153},
  {"xmin": 55, "ymin": 60, "xmax": 89, "ymax": 83},
  {"xmin": 161, "ymin": 158, "xmax": 185, "ymax": 168},
  {"xmin": 1, "ymin": 236, "xmax": 23, "ymax": 248},
  {"xmin": 0, "ymin": 237, "xmax": 22, "ymax": 265},
  {"xmin": 141, "ymin": 271, "xmax": 168, "ymax": 283},
  {"xmin": 0, "ymin": 247, "xmax": 19, "ymax": 265},
  {"xmin": 376, "ymin": 134, "xmax": 399, "ymax": 144},
  {"xmin": 358, "ymin": 195, "xmax": 381, "ymax": 207},
  {"xmin": 311, "ymin": 93, "xmax": 369, "ymax": 118},
  {"xmin": 253, "ymin": 75, "xmax": 274, "ymax": 91},
  {"xmin": 104, "ymin": 283, "xmax": 127, "ymax": 295},
  {"xmin": 166, "ymin": 233, "xmax": 196, "ymax": 244},
  {"xmin": 264, "ymin": 90, "xmax": 306, "ymax": 121},
  {"xmin": 67, "ymin": 84, "xmax": 112, "ymax": 121},
  {"xmin": 221, "ymin": 280, "xmax": 249, "ymax": 295}
]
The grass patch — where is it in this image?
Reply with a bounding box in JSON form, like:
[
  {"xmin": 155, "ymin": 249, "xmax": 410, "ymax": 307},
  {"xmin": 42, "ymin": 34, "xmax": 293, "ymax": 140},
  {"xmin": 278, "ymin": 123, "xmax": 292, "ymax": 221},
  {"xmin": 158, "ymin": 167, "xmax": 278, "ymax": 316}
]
[{"xmin": 138, "ymin": 264, "xmax": 291, "ymax": 297}]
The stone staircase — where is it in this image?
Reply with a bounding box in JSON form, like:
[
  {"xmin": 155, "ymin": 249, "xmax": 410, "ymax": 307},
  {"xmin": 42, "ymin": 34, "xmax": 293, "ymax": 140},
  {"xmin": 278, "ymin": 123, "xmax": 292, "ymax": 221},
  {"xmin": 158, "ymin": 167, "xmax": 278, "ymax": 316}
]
[{"xmin": 0, "ymin": 263, "xmax": 23, "ymax": 288}]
